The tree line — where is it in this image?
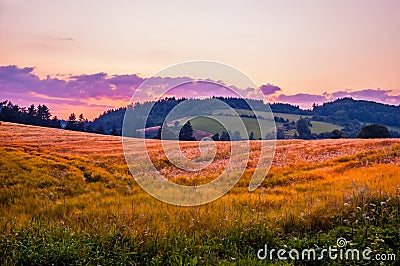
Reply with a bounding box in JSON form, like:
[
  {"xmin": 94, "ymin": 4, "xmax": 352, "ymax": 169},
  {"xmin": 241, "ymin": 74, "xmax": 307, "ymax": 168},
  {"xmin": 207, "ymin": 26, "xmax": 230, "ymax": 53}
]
[
  {"xmin": 0, "ymin": 100, "xmax": 115, "ymax": 135},
  {"xmin": 0, "ymin": 101, "xmax": 60, "ymax": 128},
  {"xmin": 1, "ymin": 99, "xmax": 398, "ymax": 139},
  {"xmin": 291, "ymin": 117, "xmax": 393, "ymax": 140}
]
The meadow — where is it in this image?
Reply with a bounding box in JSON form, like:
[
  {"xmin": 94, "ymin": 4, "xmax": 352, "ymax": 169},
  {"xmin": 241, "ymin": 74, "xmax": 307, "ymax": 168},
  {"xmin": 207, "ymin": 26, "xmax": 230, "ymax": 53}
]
[
  {"xmin": 210, "ymin": 108, "xmax": 342, "ymax": 135},
  {"xmin": 0, "ymin": 122, "xmax": 399, "ymax": 265}
]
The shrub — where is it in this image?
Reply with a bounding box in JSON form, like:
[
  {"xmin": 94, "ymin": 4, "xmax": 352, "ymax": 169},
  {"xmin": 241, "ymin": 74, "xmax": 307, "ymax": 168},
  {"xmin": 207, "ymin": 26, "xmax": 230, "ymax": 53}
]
[{"xmin": 357, "ymin": 124, "xmax": 390, "ymax": 138}]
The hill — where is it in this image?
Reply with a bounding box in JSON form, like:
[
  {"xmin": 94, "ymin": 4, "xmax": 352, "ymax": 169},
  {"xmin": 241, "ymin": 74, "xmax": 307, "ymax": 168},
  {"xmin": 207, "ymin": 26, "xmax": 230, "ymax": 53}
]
[
  {"xmin": 313, "ymin": 97, "xmax": 400, "ymax": 127},
  {"xmin": 90, "ymin": 97, "xmax": 400, "ymax": 139}
]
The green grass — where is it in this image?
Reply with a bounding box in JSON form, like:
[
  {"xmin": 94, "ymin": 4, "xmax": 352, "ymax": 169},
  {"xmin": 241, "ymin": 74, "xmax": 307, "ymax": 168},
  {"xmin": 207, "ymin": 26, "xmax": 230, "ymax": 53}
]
[
  {"xmin": 212, "ymin": 109, "xmax": 311, "ymax": 122},
  {"xmin": 1, "ymin": 123, "xmax": 400, "ymax": 265},
  {"xmin": 212, "ymin": 109, "xmax": 342, "ymax": 135},
  {"xmin": 189, "ymin": 115, "xmax": 274, "ymax": 139},
  {"xmin": 272, "ymin": 112, "xmax": 311, "ymax": 122},
  {"xmin": 1, "ymin": 195, "xmax": 399, "ymax": 265},
  {"xmin": 257, "ymin": 112, "xmax": 343, "ymax": 134},
  {"xmin": 310, "ymin": 121, "xmax": 342, "ymax": 134}
]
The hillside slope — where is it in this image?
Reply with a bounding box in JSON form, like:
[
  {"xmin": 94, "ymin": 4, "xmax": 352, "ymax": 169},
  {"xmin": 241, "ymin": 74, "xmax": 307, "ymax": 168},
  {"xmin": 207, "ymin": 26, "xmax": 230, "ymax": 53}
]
[
  {"xmin": 1, "ymin": 122, "xmax": 399, "ymax": 264},
  {"xmin": 89, "ymin": 97, "xmax": 400, "ymax": 138}
]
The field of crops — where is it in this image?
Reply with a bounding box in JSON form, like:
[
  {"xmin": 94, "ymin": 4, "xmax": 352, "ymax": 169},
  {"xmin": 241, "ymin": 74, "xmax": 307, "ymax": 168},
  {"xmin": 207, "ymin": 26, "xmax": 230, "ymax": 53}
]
[{"xmin": 0, "ymin": 122, "xmax": 399, "ymax": 265}]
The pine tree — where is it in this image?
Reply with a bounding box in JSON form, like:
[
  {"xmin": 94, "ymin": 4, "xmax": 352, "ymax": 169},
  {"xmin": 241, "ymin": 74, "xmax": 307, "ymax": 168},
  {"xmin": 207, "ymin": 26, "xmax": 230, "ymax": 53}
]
[
  {"xmin": 76, "ymin": 114, "xmax": 85, "ymax": 131},
  {"xmin": 220, "ymin": 131, "xmax": 230, "ymax": 141},
  {"xmin": 66, "ymin": 113, "xmax": 77, "ymax": 130},
  {"xmin": 27, "ymin": 104, "xmax": 36, "ymax": 125},
  {"xmin": 211, "ymin": 133, "xmax": 220, "ymax": 141},
  {"xmin": 37, "ymin": 105, "xmax": 51, "ymax": 126},
  {"xmin": 179, "ymin": 121, "xmax": 195, "ymax": 141},
  {"xmin": 296, "ymin": 118, "xmax": 312, "ymax": 139},
  {"xmin": 249, "ymin": 131, "xmax": 255, "ymax": 140}
]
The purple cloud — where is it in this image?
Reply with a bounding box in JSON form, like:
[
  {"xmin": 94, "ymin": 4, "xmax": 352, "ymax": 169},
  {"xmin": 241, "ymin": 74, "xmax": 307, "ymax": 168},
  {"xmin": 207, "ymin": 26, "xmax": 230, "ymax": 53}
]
[
  {"xmin": 0, "ymin": 65, "xmax": 146, "ymax": 101},
  {"xmin": 0, "ymin": 65, "xmax": 40, "ymax": 92},
  {"xmin": 276, "ymin": 93, "xmax": 327, "ymax": 103},
  {"xmin": 273, "ymin": 88, "xmax": 400, "ymax": 109},
  {"xmin": 329, "ymin": 89, "xmax": 398, "ymax": 103},
  {"xmin": 163, "ymin": 81, "xmax": 240, "ymax": 98},
  {"xmin": 259, "ymin": 84, "xmax": 281, "ymax": 95},
  {"xmin": 1, "ymin": 65, "xmax": 400, "ymax": 119},
  {"xmin": 0, "ymin": 65, "xmax": 148, "ymax": 119}
]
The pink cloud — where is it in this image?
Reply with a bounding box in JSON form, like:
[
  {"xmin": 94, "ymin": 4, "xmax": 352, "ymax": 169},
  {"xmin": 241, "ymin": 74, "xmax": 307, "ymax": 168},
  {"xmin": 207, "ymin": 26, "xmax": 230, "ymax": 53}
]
[
  {"xmin": 0, "ymin": 65, "xmax": 145, "ymax": 101},
  {"xmin": 272, "ymin": 93, "xmax": 328, "ymax": 109},
  {"xmin": 328, "ymin": 89, "xmax": 400, "ymax": 104},
  {"xmin": 2, "ymin": 65, "xmax": 400, "ymax": 119},
  {"xmin": 259, "ymin": 83, "xmax": 281, "ymax": 95},
  {"xmin": 163, "ymin": 81, "xmax": 240, "ymax": 98},
  {"xmin": 270, "ymin": 89, "xmax": 400, "ymax": 109},
  {"xmin": 0, "ymin": 65, "xmax": 147, "ymax": 119}
]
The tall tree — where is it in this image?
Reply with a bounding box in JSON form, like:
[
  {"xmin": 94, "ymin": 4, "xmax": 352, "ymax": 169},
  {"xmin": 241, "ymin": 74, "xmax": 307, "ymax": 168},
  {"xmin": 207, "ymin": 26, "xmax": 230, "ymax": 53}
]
[
  {"xmin": 27, "ymin": 104, "xmax": 37, "ymax": 125},
  {"xmin": 211, "ymin": 132, "xmax": 220, "ymax": 141},
  {"xmin": 220, "ymin": 131, "xmax": 230, "ymax": 141},
  {"xmin": 249, "ymin": 131, "xmax": 255, "ymax": 140},
  {"xmin": 179, "ymin": 121, "xmax": 195, "ymax": 141},
  {"xmin": 65, "ymin": 113, "xmax": 77, "ymax": 130},
  {"xmin": 276, "ymin": 128, "xmax": 285, "ymax": 140},
  {"xmin": 76, "ymin": 114, "xmax": 85, "ymax": 131},
  {"xmin": 37, "ymin": 105, "xmax": 51, "ymax": 126},
  {"xmin": 296, "ymin": 118, "xmax": 312, "ymax": 139}
]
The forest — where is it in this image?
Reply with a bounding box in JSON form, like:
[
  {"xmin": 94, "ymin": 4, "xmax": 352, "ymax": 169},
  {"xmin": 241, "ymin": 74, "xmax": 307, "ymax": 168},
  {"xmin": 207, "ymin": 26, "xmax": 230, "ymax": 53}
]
[{"xmin": 1, "ymin": 97, "xmax": 399, "ymax": 139}]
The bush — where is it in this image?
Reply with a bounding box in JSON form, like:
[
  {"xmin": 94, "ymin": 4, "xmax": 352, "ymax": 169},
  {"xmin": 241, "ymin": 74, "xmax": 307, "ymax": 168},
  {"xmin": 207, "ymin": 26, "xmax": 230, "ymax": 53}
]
[{"xmin": 357, "ymin": 124, "xmax": 390, "ymax": 139}]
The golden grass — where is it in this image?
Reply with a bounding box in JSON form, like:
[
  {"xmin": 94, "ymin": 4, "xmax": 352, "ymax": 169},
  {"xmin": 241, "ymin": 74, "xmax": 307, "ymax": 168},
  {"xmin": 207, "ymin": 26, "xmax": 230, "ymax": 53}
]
[{"xmin": 0, "ymin": 121, "xmax": 399, "ymax": 237}]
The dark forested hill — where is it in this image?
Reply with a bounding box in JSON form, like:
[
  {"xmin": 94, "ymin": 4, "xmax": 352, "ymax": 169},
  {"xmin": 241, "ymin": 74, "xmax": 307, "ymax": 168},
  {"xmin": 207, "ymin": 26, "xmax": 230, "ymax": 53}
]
[
  {"xmin": 90, "ymin": 97, "xmax": 313, "ymax": 133},
  {"xmin": 270, "ymin": 103, "xmax": 312, "ymax": 115},
  {"xmin": 3, "ymin": 97, "xmax": 399, "ymax": 138},
  {"xmin": 89, "ymin": 97, "xmax": 400, "ymax": 137},
  {"xmin": 313, "ymin": 97, "xmax": 400, "ymax": 127}
]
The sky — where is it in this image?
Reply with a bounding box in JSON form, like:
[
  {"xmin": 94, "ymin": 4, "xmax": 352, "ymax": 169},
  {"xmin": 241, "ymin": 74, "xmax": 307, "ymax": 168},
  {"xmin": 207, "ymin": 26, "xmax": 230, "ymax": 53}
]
[{"xmin": 1, "ymin": 0, "xmax": 400, "ymax": 119}]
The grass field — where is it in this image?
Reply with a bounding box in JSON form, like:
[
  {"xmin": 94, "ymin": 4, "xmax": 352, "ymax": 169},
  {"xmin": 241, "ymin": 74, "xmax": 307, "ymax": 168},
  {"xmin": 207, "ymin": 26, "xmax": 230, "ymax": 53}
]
[
  {"xmin": 189, "ymin": 115, "xmax": 274, "ymax": 139},
  {"xmin": 0, "ymin": 122, "xmax": 399, "ymax": 265},
  {"xmin": 211, "ymin": 109, "xmax": 342, "ymax": 135},
  {"xmin": 309, "ymin": 121, "xmax": 342, "ymax": 134}
]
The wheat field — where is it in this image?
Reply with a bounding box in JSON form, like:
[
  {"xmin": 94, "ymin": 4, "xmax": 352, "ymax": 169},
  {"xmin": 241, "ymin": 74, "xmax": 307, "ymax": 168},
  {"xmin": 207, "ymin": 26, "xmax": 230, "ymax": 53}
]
[{"xmin": 0, "ymin": 122, "xmax": 399, "ymax": 265}]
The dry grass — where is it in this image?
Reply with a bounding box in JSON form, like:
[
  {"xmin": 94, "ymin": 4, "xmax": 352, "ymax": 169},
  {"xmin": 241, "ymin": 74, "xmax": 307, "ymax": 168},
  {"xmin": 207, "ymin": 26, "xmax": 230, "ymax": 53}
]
[{"xmin": 0, "ymin": 122, "xmax": 399, "ymax": 264}]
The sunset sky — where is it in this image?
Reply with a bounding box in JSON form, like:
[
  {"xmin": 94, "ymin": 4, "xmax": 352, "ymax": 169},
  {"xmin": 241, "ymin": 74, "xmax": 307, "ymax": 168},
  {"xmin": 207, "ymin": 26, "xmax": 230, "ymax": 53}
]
[{"xmin": 1, "ymin": 0, "xmax": 400, "ymax": 119}]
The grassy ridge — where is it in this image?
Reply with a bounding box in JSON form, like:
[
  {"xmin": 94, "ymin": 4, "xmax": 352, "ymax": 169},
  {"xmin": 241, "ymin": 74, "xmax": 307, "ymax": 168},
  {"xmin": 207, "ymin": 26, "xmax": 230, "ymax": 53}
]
[
  {"xmin": 189, "ymin": 115, "xmax": 274, "ymax": 139},
  {"xmin": 0, "ymin": 122, "xmax": 399, "ymax": 265},
  {"xmin": 211, "ymin": 109, "xmax": 342, "ymax": 135}
]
